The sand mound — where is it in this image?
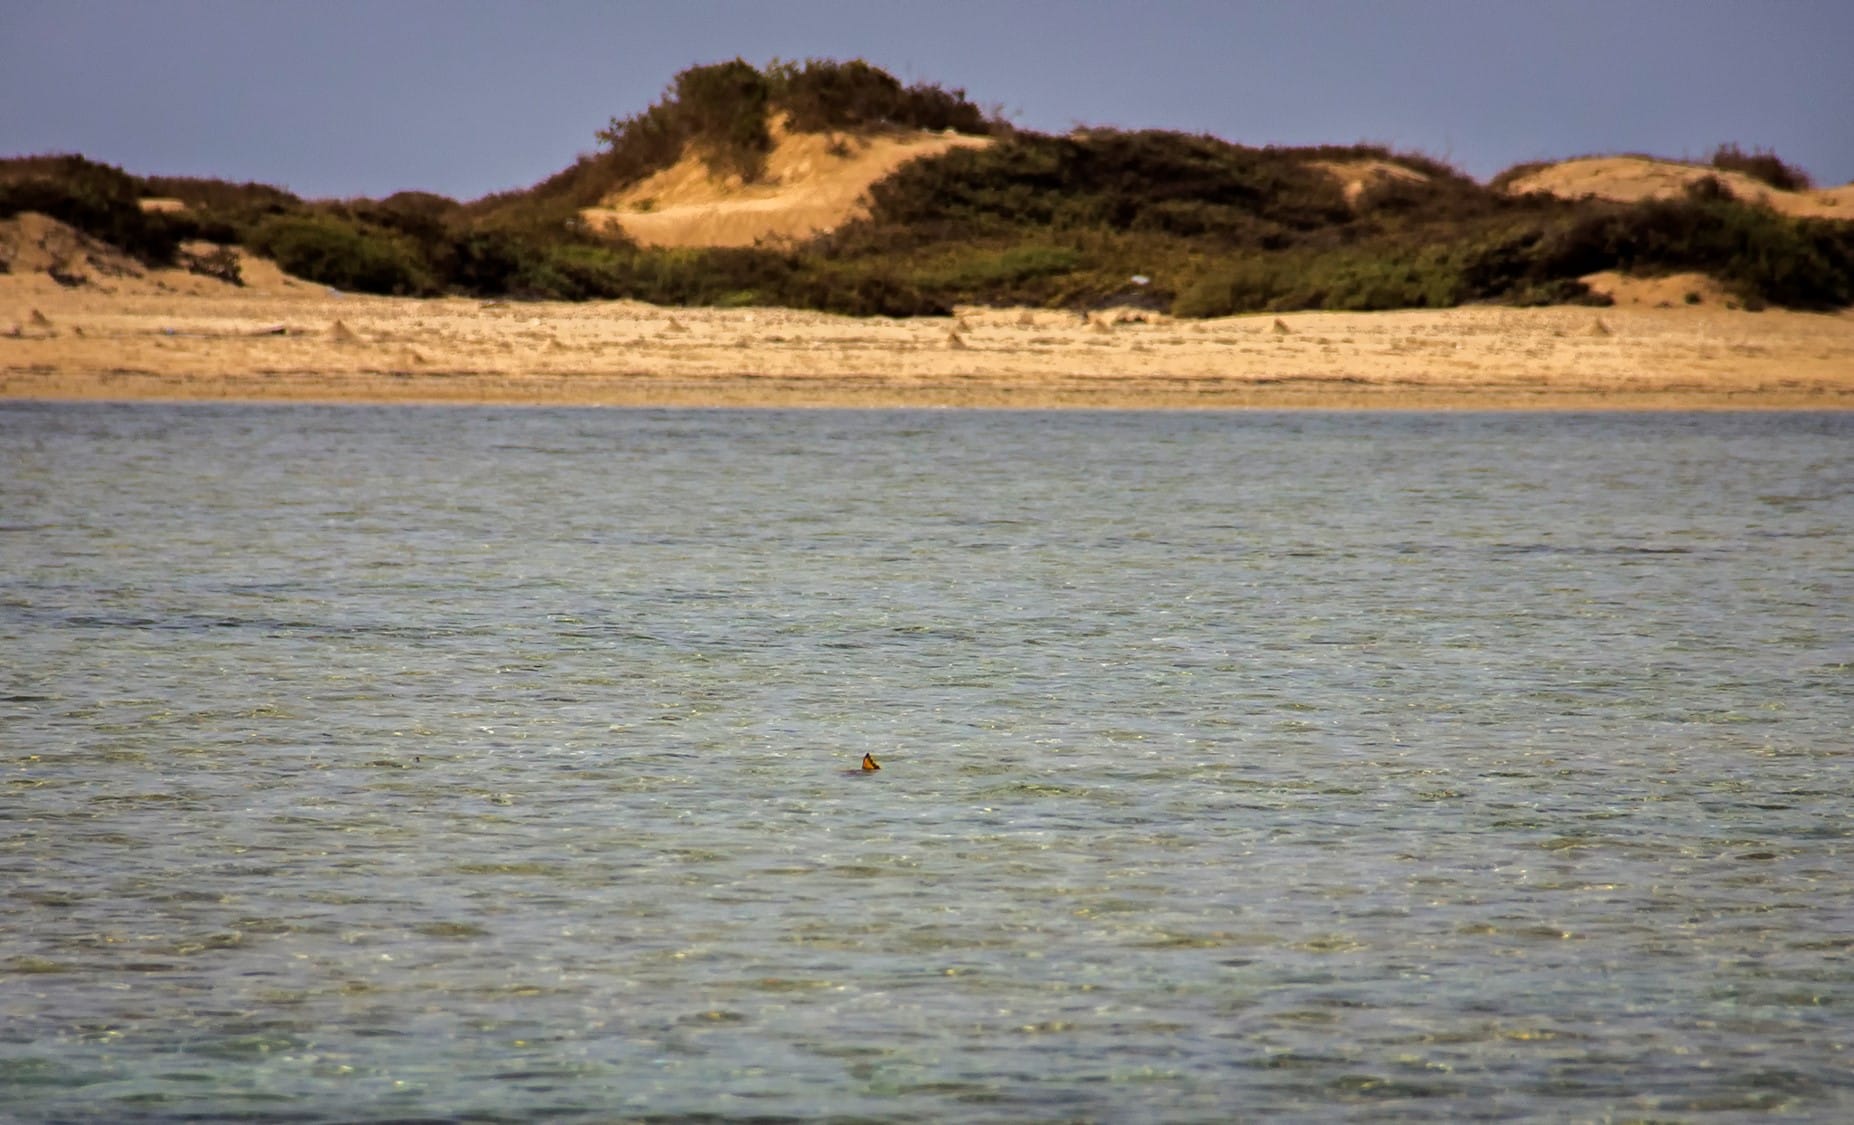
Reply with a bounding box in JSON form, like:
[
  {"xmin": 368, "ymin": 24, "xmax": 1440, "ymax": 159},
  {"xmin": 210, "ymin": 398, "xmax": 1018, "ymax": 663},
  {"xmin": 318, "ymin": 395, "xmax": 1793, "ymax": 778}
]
[
  {"xmin": 1502, "ymin": 156, "xmax": 1854, "ymax": 219},
  {"xmin": 1580, "ymin": 270, "xmax": 1738, "ymax": 309},
  {"xmin": 0, "ymin": 211, "xmax": 148, "ymax": 282},
  {"xmin": 1310, "ymin": 159, "xmax": 1430, "ymax": 207},
  {"xmin": 0, "ymin": 212, "xmax": 312, "ymax": 297},
  {"xmin": 582, "ymin": 116, "xmax": 992, "ymax": 248}
]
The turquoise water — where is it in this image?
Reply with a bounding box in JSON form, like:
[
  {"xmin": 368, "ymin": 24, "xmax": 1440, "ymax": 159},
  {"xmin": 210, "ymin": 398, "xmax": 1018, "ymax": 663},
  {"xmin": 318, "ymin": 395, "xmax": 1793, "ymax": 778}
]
[{"xmin": 2, "ymin": 403, "xmax": 1850, "ymax": 1122}]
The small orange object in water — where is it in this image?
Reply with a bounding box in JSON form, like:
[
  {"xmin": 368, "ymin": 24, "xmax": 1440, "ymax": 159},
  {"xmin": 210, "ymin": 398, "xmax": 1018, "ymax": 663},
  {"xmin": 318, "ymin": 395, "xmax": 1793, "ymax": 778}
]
[{"xmin": 861, "ymin": 753, "xmax": 881, "ymax": 771}]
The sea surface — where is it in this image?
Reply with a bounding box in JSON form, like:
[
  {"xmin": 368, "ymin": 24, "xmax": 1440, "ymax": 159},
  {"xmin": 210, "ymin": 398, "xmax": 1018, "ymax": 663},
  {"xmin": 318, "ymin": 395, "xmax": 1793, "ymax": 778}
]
[{"xmin": 2, "ymin": 403, "xmax": 1850, "ymax": 1122}]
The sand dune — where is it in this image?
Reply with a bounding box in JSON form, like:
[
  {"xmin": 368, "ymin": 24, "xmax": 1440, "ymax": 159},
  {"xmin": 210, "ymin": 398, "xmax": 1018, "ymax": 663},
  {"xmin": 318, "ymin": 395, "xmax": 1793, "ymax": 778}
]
[
  {"xmin": 7, "ymin": 147, "xmax": 1853, "ymax": 416},
  {"xmin": 0, "ymin": 212, "xmax": 308, "ymax": 296},
  {"xmin": 2, "ymin": 211, "xmax": 147, "ymax": 281},
  {"xmin": 1502, "ymin": 156, "xmax": 1854, "ymax": 219},
  {"xmin": 581, "ymin": 117, "xmax": 991, "ymax": 248}
]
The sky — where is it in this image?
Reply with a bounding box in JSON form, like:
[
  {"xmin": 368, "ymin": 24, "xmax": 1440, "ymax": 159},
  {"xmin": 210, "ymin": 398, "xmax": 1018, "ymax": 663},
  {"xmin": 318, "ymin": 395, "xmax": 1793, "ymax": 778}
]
[{"xmin": 4, "ymin": 0, "xmax": 1851, "ymax": 201}]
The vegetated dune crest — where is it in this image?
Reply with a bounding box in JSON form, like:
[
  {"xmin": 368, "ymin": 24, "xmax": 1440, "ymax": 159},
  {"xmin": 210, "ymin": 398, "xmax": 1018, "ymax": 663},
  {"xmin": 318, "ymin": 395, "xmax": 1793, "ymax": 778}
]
[
  {"xmin": 1502, "ymin": 156, "xmax": 1854, "ymax": 219},
  {"xmin": 580, "ymin": 115, "xmax": 992, "ymax": 249},
  {"xmin": 580, "ymin": 142, "xmax": 1854, "ymax": 255}
]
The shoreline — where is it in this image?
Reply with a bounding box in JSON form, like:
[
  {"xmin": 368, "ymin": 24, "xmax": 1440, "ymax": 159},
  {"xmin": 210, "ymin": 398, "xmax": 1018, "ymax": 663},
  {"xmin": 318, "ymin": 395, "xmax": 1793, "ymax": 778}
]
[
  {"xmin": 5, "ymin": 279, "xmax": 1852, "ymax": 411},
  {"xmin": 6, "ymin": 371, "xmax": 1846, "ymax": 413}
]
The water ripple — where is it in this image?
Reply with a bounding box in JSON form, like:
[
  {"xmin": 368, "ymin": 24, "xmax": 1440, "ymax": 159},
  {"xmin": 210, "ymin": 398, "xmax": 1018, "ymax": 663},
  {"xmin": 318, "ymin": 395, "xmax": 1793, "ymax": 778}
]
[{"xmin": 2, "ymin": 403, "xmax": 1851, "ymax": 1121}]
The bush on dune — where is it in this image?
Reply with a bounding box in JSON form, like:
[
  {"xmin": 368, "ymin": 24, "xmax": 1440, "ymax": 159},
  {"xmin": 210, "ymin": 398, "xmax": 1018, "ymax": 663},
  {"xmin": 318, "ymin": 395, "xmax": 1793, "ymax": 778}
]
[
  {"xmin": 907, "ymin": 242, "xmax": 1083, "ymax": 300},
  {"xmin": 138, "ymin": 174, "xmax": 302, "ymax": 220},
  {"xmin": 1174, "ymin": 245, "xmax": 1477, "ymax": 318},
  {"xmin": 1529, "ymin": 181, "xmax": 1852, "ymax": 310},
  {"xmin": 781, "ymin": 266, "xmax": 948, "ymax": 317},
  {"xmin": 859, "ymin": 130, "xmax": 1354, "ymax": 240},
  {"xmin": 670, "ymin": 59, "xmax": 775, "ymax": 181},
  {"xmin": 1709, "ymin": 143, "xmax": 1812, "ymax": 192},
  {"xmin": 246, "ymin": 214, "xmax": 434, "ymax": 296},
  {"xmin": 0, "ymin": 154, "xmax": 183, "ymax": 266},
  {"xmin": 580, "ymin": 57, "xmax": 1001, "ymax": 197},
  {"xmin": 768, "ymin": 57, "xmax": 998, "ymax": 136}
]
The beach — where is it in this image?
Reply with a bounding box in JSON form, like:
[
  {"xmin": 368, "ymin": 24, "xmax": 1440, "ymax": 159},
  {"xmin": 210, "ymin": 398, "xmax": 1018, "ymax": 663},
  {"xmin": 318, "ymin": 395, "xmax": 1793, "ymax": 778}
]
[{"xmin": 4, "ymin": 263, "xmax": 1852, "ymax": 410}]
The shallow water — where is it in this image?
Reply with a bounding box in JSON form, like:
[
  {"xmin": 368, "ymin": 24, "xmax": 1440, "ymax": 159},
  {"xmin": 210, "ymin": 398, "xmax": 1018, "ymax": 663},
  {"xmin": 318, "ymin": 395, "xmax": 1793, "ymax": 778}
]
[{"xmin": 2, "ymin": 403, "xmax": 1850, "ymax": 1122}]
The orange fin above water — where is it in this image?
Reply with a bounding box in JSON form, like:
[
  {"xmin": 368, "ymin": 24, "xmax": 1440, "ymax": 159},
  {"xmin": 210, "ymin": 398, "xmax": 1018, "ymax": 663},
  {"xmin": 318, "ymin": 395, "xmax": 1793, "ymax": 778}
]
[{"xmin": 861, "ymin": 753, "xmax": 881, "ymax": 771}]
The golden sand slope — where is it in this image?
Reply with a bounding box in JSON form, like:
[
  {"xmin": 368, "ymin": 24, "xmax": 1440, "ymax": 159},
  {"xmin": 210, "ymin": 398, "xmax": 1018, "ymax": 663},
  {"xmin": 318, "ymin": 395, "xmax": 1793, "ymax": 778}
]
[
  {"xmin": 0, "ymin": 211, "xmax": 309, "ymax": 295},
  {"xmin": 1502, "ymin": 156, "xmax": 1854, "ymax": 218},
  {"xmin": 1581, "ymin": 271, "xmax": 1739, "ymax": 310},
  {"xmin": 1309, "ymin": 160, "xmax": 1430, "ymax": 207},
  {"xmin": 580, "ymin": 118, "xmax": 991, "ymax": 248}
]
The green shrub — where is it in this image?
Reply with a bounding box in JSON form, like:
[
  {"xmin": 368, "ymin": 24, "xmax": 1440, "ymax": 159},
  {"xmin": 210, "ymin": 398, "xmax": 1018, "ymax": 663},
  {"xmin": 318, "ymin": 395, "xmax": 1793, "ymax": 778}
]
[
  {"xmin": 108, "ymin": 172, "xmax": 304, "ymax": 248},
  {"xmin": 673, "ymin": 59, "xmax": 774, "ymax": 180},
  {"xmin": 1314, "ymin": 251, "xmax": 1466, "ymax": 311},
  {"xmin": 1174, "ymin": 247, "xmax": 1467, "ymax": 317},
  {"xmin": 767, "ymin": 58, "xmax": 996, "ymax": 136},
  {"xmin": 444, "ymin": 230, "xmax": 542, "ymax": 295},
  {"xmin": 246, "ymin": 214, "xmax": 433, "ymax": 295},
  {"xmin": 1527, "ymin": 187, "xmax": 1852, "ymax": 310},
  {"xmin": 860, "ymin": 130, "xmax": 1362, "ymax": 241},
  {"xmin": 782, "ymin": 268, "xmax": 948, "ymax": 316},
  {"xmin": 584, "ymin": 58, "xmax": 779, "ymax": 187},
  {"xmin": 516, "ymin": 243, "xmax": 637, "ymax": 300},
  {"xmin": 914, "ymin": 242, "xmax": 1082, "ymax": 292},
  {"xmin": 1174, "ymin": 258, "xmax": 1283, "ymax": 316},
  {"xmin": 1127, "ymin": 198, "xmax": 1269, "ymax": 240}
]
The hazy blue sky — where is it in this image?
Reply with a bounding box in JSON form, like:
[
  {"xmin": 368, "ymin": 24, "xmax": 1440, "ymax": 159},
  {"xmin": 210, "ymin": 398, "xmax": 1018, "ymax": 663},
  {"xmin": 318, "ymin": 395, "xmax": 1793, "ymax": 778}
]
[{"xmin": 4, "ymin": 0, "xmax": 1850, "ymax": 200}]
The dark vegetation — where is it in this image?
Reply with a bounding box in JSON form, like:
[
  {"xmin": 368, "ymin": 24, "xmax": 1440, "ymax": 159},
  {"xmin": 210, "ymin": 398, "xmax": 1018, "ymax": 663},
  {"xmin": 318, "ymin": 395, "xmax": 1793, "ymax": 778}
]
[
  {"xmin": 1709, "ymin": 143, "xmax": 1813, "ymax": 192},
  {"xmin": 4, "ymin": 59, "xmax": 1849, "ymax": 314},
  {"xmin": 0, "ymin": 154, "xmax": 189, "ymax": 266},
  {"xmin": 462, "ymin": 57, "xmax": 1002, "ymax": 238}
]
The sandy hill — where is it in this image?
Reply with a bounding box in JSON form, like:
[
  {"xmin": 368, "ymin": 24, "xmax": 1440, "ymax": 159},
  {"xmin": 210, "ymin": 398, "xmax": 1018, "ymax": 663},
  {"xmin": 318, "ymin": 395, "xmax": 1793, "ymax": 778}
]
[
  {"xmin": 1, "ymin": 210, "xmax": 145, "ymax": 283},
  {"xmin": 0, "ymin": 211, "xmax": 306, "ymax": 298},
  {"xmin": 1502, "ymin": 156, "xmax": 1854, "ymax": 219},
  {"xmin": 581, "ymin": 117, "xmax": 991, "ymax": 249}
]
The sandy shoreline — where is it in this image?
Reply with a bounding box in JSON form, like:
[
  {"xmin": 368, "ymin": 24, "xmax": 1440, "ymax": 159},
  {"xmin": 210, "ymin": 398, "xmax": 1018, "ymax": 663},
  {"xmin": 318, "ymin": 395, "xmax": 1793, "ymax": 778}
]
[{"xmin": 5, "ymin": 273, "xmax": 1853, "ymax": 410}]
